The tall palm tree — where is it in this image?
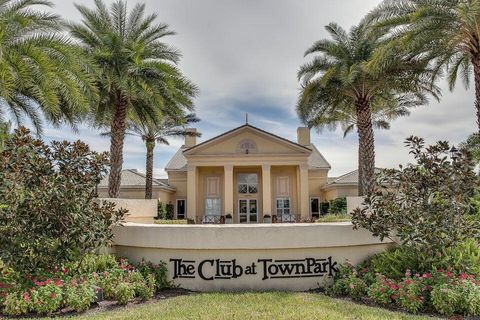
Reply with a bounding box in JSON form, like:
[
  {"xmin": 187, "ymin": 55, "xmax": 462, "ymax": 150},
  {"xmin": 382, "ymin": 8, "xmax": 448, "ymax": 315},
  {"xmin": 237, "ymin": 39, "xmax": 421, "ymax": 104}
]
[
  {"xmin": 0, "ymin": 0, "xmax": 97, "ymax": 133},
  {"xmin": 297, "ymin": 20, "xmax": 438, "ymax": 195},
  {"xmin": 68, "ymin": 0, "xmax": 198, "ymax": 198},
  {"xmin": 369, "ymin": 0, "xmax": 480, "ymax": 132},
  {"xmin": 125, "ymin": 114, "xmax": 200, "ymax": 199}
]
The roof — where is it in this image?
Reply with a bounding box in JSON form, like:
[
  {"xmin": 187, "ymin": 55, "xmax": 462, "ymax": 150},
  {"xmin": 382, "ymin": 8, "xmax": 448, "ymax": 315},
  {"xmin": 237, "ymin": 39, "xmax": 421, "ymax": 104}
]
[
  {"xmin": 326, "ymin": 168, "xmax": 383, "ymax": 185},
  {"xmin": 98, "ymin": 169, "xmax": 175, "ymax": 191},
  {"xmin": 165, "ymin": 124, "xmax": 331, "ymax": 171}
]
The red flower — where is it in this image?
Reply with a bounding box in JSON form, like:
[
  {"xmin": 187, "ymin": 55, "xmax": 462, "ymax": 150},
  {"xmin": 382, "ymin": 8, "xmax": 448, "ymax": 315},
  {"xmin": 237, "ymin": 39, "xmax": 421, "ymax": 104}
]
[
  {"xmin": 54, "ymin": 279, "xmax": 62, "ymax": 286},
  {"xmin": 23, "ymin": 292, "xmax": 31, "ymax": 302},
  {"xmin": 422, "ymin": 273, "xmax": 432, "ymax": 279},
  {"xmin": 50, "ymin": 292, "xmax": 56, "ymax": 299}
]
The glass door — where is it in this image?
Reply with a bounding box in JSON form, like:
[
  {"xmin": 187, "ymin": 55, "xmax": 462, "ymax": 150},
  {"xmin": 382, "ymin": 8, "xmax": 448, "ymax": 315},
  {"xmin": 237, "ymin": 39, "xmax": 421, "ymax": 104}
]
[{"xmin": 239, "ymin": 199, "xmax": 258, "ymax": 223}]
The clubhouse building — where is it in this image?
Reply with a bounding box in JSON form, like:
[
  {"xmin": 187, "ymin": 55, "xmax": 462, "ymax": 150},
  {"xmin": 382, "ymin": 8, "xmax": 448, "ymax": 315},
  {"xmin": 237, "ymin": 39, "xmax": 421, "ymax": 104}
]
[{"xmin": 98, "ymin": 124, "xmax": 360, "ymax": 223}]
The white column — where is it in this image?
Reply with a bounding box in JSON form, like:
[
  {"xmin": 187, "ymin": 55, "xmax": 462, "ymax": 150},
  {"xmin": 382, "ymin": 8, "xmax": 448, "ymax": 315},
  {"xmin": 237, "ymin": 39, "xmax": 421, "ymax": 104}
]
[
  {"xmin": 262, "ymin": 164, "xmax": 272, "ymax": 217},
  {"xmin": 299, "ymin": 164, "xmax": 309, "ymax": 219},
  {"xmin": 224, "ymin": 165, "xmax": 234, "ymax": 215},
  {"xmin": 187, "ymin": 164, "xmax": 197, "ymax": 221}
]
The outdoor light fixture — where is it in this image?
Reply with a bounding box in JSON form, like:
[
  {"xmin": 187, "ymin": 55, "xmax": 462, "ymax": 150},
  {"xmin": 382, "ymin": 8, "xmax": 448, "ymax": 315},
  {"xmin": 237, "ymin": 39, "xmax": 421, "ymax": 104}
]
[{"xmin": 450, "ymin": 146, "xmax": 459, "ymax": 161}]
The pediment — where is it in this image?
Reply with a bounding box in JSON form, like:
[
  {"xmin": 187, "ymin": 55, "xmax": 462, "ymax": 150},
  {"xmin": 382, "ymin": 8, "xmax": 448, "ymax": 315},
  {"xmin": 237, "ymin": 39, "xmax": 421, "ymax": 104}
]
[{"xmin": 183, "ymin": 125, "xmax": 311, "ymax": 156}]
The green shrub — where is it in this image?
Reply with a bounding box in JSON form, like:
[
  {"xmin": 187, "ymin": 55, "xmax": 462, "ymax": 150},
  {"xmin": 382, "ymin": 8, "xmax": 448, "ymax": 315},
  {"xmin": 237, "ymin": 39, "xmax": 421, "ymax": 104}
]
[
  {"xmin": 114, "ymin": 282, "xmax": 135, "ymax": 305},
  {"xmin": 126, "ymin": 270, "xmax": 153, "ymax": 301},
  {"xmin": 156, "ymin": 202, "xmax": 167, "ymax": 220},
  {"xmin": 31, "ymin": 283, "xmax": 63, "ymax": 314},
  {"xmin": 137, "ymin": 259, "xmax": 171, "ymax": 290},
  {"xmin": 462, "ymin": 281, "xmax": 480, "ymax": 315},
  {"xmin": 76, "ymin": 253, "xmax": 118, "ymax": 274},
  {"xmin": 3, "ymin": 291, "xmax": 31, "ymax": 316},
  {"xmin": 395, "ymin": 277, "xmax": 425, "ymax": 313},
  {"xmin": 367, "ymin": 274, "xmax": 397, "ymax": 305},
  {"xmin": 97, "ymin": 270, "xmax": 124, "ymax": 300},
  {"xmin": 0, "ymin": 128, "xmax": 126, "ymax": 274},
  {"xmin": 320, "ymin": 202, "xmax": 330, "ymax": 214},
  {"xmin": 64, "ymin": 281, "xmax": 96, "ymax": 312},
  {"xmin": 328, "ymin": 198, "xmax": 347, "ymax": 214},
  {"xmin": 431, "ymin": 282, "xmax": 461, "ymax": 316},
  {"xmin": 352, "ymin": 137, "xmax": 480, "ymax": 255},
  {"xmin": 345, "ymin": 276, "xmax": 367, "ymax": 301},
  {"xmin": 166, "ymin": 203, "xmax": 174, "ymax": 220}
]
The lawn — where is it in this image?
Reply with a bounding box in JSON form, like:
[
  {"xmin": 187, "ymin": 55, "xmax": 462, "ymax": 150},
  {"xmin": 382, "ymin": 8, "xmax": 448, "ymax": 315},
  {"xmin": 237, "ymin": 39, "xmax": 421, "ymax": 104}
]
[{"xmin": 28, "ymin": 291, "xmax": 438, "ymax": 320}]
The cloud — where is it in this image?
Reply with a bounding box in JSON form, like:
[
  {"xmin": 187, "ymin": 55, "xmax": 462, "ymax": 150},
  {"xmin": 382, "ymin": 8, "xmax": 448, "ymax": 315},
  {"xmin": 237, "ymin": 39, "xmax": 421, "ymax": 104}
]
[{"xmin": 23, "ymin": 0, "xmax": 476, "ymax": 178}]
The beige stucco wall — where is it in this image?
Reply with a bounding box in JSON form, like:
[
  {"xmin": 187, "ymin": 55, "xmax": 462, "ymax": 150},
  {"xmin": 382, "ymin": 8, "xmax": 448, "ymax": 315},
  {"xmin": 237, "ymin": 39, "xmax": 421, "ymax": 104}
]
[
  {"xmin": 308, "ymin": 169, "xmax": 328, "ymax": 202},
  {"xmin": 323, "ymin": 185, "xmax": 359, "ymax": 202},
  {"xmin": 99, "ymin": 198, "xmax": 157, "ymax": 223},
  {"xmin": 113, "ymin": 223, "xmax": 393, "ymax": 291},
  {"xmin": 97, "ymin": 187, "xmax": 173, "ymax": 203}
]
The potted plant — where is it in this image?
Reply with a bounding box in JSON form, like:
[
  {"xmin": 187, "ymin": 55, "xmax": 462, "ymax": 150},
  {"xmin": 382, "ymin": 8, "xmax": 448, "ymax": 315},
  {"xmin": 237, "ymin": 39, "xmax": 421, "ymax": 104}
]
[
  {"xmin": 225, "ymin": 213, "xmax": 233, "ymax": 224},
  {"xmin": 263, "ymin": 214, "xmax": 272, "ymax": 223}
]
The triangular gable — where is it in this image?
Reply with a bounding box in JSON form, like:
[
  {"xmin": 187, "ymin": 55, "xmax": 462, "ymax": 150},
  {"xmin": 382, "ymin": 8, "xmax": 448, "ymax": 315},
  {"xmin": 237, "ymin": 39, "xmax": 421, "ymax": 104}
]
[{"xmin": 183, "ymin": 124, "xmax": 312, "ymax": 156}]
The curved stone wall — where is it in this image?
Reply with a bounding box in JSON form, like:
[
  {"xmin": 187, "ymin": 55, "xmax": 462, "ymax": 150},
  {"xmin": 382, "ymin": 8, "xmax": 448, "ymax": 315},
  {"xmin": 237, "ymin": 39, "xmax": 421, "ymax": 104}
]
[{"xmin": 113, "ymin": 222, "xmax": 393, "ymax": 291}]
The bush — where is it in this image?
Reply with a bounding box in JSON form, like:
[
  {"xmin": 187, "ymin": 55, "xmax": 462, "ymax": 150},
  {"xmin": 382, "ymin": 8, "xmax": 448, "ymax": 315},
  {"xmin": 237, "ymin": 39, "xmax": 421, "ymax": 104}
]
[
  {"xmin": 0, "ymin": 128, "xmax": 126, "ymax": 274},
  {"xmin": 137, "ymin": 259, "xmax": 171, "ymax": 290},
  {"xmin": 431, "ymin": 282, "xmax": 461, "ymax": 316},
  {"xmin": 368, "ymin": 240, "xmax": 480, "ymax": 279},
  {"xmin": 114, "ymin": 282, "xmax": 135, "ymax": 305},
  {"xmin": 76, "ymin": 253, "xmax": 118, "ymax": 274},
  {"xmin": 96, "ymin": 270, "xmax": 124, "ymax": 300},
  {"xmin": 352, "ymin": 136, "xmax": 480, "ymax": 255},
  {"xmin": 3, "ymin": 291, "xmax": 31, "ymax": 316},
  {"xmin": 166, "ymin": 203, "xmax": 174, "ymax": 220},
  {"xmin": 367, "ymin": 274, "xmax": 397, "ymax": 305},
  {"xmin": 127, "ymin": 271, "xmax": 153, "ymax": 301},
  {"xmin": 64, "ymin": 281, "xmax": 96, "ymax": 312},
  {"xmin": 31, "ymin": 283, "xmax": 63, "ymax": 314},
  {"xmin": 395, "ymin": 276, "xmax": 425, "ymax": 313},
  {"xmin": 328, "ymin": 197, "xmax": 347, "ymax": 214}
]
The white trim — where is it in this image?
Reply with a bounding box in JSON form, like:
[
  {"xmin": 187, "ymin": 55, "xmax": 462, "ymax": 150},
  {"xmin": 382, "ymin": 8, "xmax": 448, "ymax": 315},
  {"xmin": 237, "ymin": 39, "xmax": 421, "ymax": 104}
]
[
  {"xmin": 176, "ymin": 199, "xmax": 186, "ymax": 219},
  {"xmin": 238, "ymin": 198, "xmax": 258, "ymax": 224},
  {"xmin": 275, "ymin": 197, "xmax": 291, "ymax": 216}
]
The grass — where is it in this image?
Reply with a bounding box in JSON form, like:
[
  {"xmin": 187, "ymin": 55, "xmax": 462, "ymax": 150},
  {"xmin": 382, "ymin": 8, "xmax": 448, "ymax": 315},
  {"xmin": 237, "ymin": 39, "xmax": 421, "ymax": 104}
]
[
  {"xmin": 27, "ymin": 292, "xmax": 438, "ymax": 320},
  {"xmin": 316, "ymin": 213, "xmax": 351, "ymax": 223},
  {"xmin": 154, "ymin": 219, "xmax": 189, "ymax": 224}
]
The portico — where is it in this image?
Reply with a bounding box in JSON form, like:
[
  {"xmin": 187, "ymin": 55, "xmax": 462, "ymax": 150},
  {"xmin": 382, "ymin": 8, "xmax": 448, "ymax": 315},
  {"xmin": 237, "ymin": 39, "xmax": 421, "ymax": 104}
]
[{"xmin": 165, "ymin": 123, "xmax": 331, "ymax": 224}]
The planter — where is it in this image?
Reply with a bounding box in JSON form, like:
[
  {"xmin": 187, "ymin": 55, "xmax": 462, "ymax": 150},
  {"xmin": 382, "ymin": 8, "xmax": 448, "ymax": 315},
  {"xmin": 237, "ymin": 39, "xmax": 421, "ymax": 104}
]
[
  {"xmin": 263, "ymin": 215, "xmax": 272, "ymax": 223},
  {"xmin": 225, "ymin": 214, "xmax": 233, "ymax": 224}
]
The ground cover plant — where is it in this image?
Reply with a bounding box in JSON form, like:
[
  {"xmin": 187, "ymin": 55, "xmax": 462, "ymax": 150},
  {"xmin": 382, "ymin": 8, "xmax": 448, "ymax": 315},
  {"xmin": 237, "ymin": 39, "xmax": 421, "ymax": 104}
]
[{"xmin": 0, "ymin": 254, "xmax": 171, "ymax": 317}]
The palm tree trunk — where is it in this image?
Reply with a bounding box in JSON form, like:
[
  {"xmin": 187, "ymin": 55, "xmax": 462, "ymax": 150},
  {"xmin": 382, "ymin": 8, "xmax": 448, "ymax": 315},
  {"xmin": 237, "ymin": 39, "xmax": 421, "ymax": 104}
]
[
  {"xmin": 145, "ymin": 140, "xmax": 155, "ymax": 199},
  {"xmin": 108, "ymin": 96, "xmax": 128, "ymax": 198},
  {"xmin": 357, "ymin": 129, "xmax": 363, "ymax": 196},
  {"xmin": 355, "ymin": 98, "xmax": 375, "ymax": 196},
  {"xmin": 472, "ymin": 56, "xmax": 480, "ymax": 132}
]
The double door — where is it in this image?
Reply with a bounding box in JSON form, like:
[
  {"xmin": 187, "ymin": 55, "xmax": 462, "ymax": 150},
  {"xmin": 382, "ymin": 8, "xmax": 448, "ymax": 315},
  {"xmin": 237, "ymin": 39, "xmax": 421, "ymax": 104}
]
[{"xmin": 238, "ymin": 199, "xmax": 257, "ymax": 223}]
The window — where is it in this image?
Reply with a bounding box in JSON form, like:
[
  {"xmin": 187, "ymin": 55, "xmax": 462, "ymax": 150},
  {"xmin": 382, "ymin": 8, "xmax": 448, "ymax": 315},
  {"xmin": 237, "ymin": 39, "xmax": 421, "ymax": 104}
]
[
  {"xmin": 239, "ymin": 199, "xmax": 257, "ymax": 223},
  {"xmin": 237, "ymin": 173, "xmax": 258, "ymax": 194},
  {"xmin": 310, "ymin": 197, "xmax": 320, "ymax": 218},
  {"xmin": 205, "ymin": 198, "xmax": 221, "ymax": 216},
  {"xmin": 176, "ymin": 199, "xmax": 186, "ymax": 219},
  {"xmin": 276, "ymin": 198, "xmax": 291, "ymax": 216}
]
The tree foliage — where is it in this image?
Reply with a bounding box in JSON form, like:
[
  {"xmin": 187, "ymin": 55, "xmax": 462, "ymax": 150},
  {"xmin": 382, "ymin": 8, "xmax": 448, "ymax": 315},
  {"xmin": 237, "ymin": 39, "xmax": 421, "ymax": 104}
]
[
  {"xmin": 68, "ymin": 0, "xmax": 198, "ymax": 198},
  {"xmin": 0, "ymin": 0, "xmax": 98, "ymax": 134},
  {"xmin": 0, "ymin": 127, "xmax": 125, "ymax": 273},
  {"xmin": 297, "ymin": 19, "xmax": 439, "ymax": 195},
  {"xmin": 352, "ymin": 136, "xmax": 480, "ymax": 254}
]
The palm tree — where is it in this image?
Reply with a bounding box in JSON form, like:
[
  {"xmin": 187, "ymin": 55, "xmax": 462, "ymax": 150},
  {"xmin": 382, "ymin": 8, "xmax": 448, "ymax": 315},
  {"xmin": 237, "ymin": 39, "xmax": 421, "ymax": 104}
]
[
  {"xmin": 0, "ymin": 121, "xmax": 11, "ymax": 151},
  {"xmin": 126, "ymin": 114, "xmax": 200, "ymax": 199},
  {"xmin": 297, "ymin": 20, "xmax": 438, "ymax": 195},
  {"xmin": 369, "ymin": 0, "xmax": 480, "ymax": 132},
  {"xmin": 68, "ymin": 0, "xmax": 198, "ymax": 198},
  {"xmin": 0, "ymin": 0, "xmax": 97, "ymax": 133}
]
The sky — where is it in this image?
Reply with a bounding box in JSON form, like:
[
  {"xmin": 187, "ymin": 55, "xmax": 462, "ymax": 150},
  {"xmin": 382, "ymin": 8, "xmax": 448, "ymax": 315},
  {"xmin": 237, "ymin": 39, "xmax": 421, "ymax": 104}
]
[{"xmin": 39, "ymin": 0, "xmax": 477, "ymax": 178}]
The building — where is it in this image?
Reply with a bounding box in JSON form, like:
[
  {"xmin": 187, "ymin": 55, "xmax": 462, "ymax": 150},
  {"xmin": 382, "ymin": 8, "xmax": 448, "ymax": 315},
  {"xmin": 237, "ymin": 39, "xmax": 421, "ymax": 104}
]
[
  {"xmin": 97, "ymin": 169, "xmax": 175, "ymax": 202},
  {"xmin": 164, "ymin": 123, "xmax": 358, "ymax": 223}
]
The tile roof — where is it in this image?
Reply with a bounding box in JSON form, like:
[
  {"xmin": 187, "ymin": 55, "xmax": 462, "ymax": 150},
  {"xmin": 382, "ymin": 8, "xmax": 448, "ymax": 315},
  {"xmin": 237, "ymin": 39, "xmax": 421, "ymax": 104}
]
[
  {"xmin": 98, "ymin": 169, "xmax": 174, "ymax": 190},
  {"xmin": 165, "ymin": 147, "xmax": 188, "ymax": 171},
  {"xmin": 327, "ymin": 168, "xmax": 382, "ymax": 185}
]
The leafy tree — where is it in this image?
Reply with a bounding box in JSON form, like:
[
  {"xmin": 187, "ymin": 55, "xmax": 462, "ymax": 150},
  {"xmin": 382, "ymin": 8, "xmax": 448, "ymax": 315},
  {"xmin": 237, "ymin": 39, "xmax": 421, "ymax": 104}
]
[
  {"xmin": 297, "ymin": 19, "xmax": 438, "ymax": 195},
  {"xmin": 0, "ymin": 128, "xmax": 125, "ymax": 274},
  {"xmin": 68, "ymin": 0, "xmax": 198, "ymax": 198},
  {"xmin": 0, "ymin": 0, "xmax": 97, "ymax": 133},
  {"xmin": 460, "ymin": 133, "xmax": 480, "ymax": 165},
  {"xmin": 352, "ymin": 136, "xmax": 480, "ymax": 255},
  {"xmin": 124, "ymin": 114, "xmax": 200, "ymax": 199},
  {"xmin": 369, "ymin": 0, "xmax": 480, "ymax": 132}
]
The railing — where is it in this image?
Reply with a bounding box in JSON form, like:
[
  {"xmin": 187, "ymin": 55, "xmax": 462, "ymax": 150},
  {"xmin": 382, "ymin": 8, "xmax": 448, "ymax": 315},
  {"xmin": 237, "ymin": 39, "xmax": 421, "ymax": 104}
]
[{"xmin": 198, "ymin": 214, "xmax": 312, "ymax": 224}]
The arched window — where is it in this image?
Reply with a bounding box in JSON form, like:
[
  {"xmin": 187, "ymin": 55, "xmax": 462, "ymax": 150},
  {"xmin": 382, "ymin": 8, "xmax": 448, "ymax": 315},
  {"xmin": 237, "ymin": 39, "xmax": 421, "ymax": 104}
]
[{"xmin": 236, "ymin": 139, "xmax": 257, "ymax": 154}]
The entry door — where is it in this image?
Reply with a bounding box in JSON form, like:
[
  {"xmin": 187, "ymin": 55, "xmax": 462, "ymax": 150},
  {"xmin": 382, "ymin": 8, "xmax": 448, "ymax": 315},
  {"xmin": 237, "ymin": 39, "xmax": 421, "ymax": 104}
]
[{"xmin": 239, "ymin": 199, "xmax": 258, "ymax": 223}]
